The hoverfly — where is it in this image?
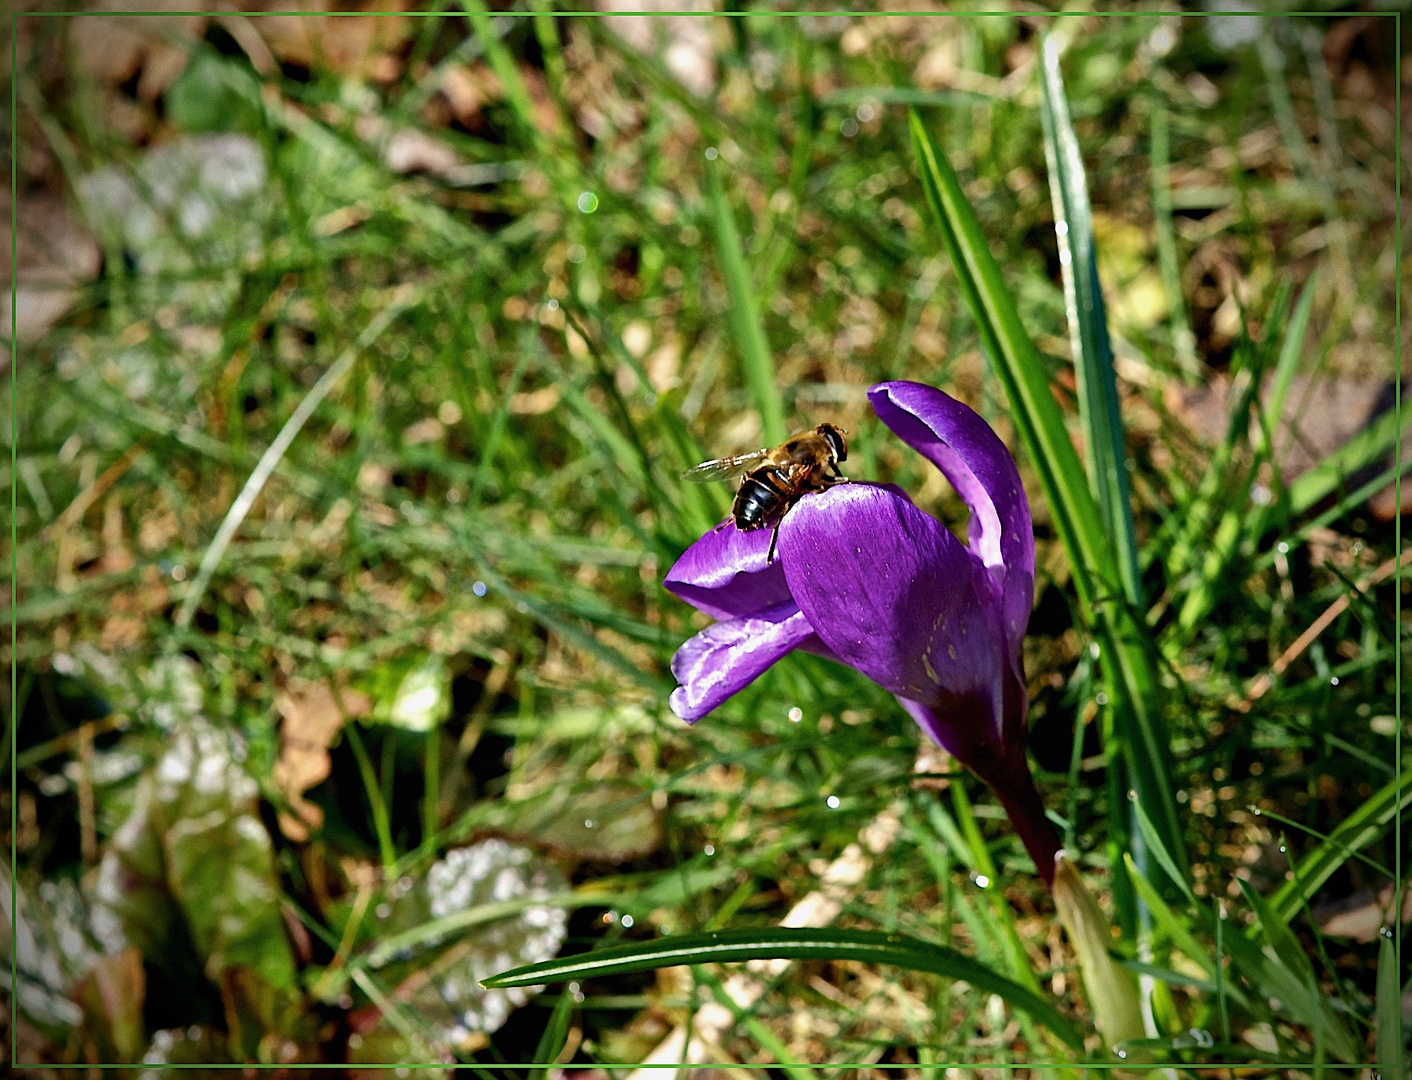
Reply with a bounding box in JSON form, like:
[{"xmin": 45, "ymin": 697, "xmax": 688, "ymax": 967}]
[{"xmin": 682, "ymin": 424, "xmax": 849, "ymax": 562}]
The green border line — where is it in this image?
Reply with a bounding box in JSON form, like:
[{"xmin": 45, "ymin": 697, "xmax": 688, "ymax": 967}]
[{"xmin": 7, "ymin": 6, "xmax": 1404, "ymax": 1073}]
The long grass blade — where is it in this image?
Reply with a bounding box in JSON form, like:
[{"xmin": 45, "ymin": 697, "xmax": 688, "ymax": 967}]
[
  {"xmin": 533, "ymin": 981, "xmax": 577, "ymax": 1066},
  {"xmin": 1289, "ymin": 404, "xmax": 1412, "ymax": 514},
  {"xmin": 1377, "ymin": 930, "xmax": 1403, "ymax": 1079},
  {"xmin": 907, "ymin": 109, "xmax": 1105, "ymax": 609},
  {"xmin": 1122, "ymin": 854, "xmax": 1208, "ymax": 972},
  {"xmin": 1262, "ymin": 274, "xmax": 1317, "ymax": 457},
  {"xmin": 908, "ymin": 107, "xmax": 1187, "ymax": 876},
  {"xmin": 707, "ymin": 157, "xmax": 786, "ymax": 445},
  {"xmin": 469, "ymin": 328, "xmax": 536, "ymax": 508},
  {"xmin": 177, "ymin": 286, "xmax": 418, "ymax": 628},
  {"xmin": 481, "ymin": 926, "xmax": 1083, "ymax": 1049},
  {"xmin": 1235, "ymin": 878, "xmax": 1360, "ymax": 1063},
  {"xmin": 1129, "ymin": 793, "xmax": 1198, "ymax": 909},
  {"xmin": 1268, "ymin": 773, "xmax": 1412, "ymax": 923},
  {"xmin": 1039, "ymin": 34, "xmax": 1140, "ymax": 606},
  {"xmin": 1149, "ymin": 103, "xmax": 1200, "ymax": 377}
]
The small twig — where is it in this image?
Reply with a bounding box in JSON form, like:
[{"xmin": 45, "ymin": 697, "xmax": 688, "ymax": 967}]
[
  {"xmin": 15, "ymin": 712, "xmax": 128, "ymax": 770},
  {"xmin": 1240, "ymin": 546, "xmax": 1412, "ymax": 710},
  {"xmin": 311, "ymin": 879, "xmax": 374, "ymax": 1002},
  {"xmin": 77, "ymin": 723, "xmax": 96, "ymax": 867},
  {"xmin": 176, "ymin": 286, "xmax": 418, "ymax": 628}
]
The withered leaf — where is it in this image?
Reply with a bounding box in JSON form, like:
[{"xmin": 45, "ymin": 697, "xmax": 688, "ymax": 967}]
[{"xmin": 273, "ymin": 679, "xmax": 371, "ymax": 841}]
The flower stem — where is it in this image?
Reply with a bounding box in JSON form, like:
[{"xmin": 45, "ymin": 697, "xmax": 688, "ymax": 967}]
[{"xmin": 977, "ymin": 753, "xmax": 1062, "ymax": 886}]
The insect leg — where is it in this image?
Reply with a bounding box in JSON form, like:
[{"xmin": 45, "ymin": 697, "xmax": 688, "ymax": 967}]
[{"xmin": 766, "ymin": 521, "xmax": 781, "ymax": 564}]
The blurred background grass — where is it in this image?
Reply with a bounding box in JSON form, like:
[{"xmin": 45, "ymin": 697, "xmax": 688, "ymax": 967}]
[{"xmin": 3, "ymin": 3, "xmax": 1409, "ymax": 1073}]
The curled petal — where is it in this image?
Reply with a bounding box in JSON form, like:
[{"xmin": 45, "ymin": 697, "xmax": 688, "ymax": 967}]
[
  {"xmin": 663, "ymin": 521, "xmax": 793, "ymax": 621},
  {"xmin": 669, "ymin": 603, "xmax": 815, "ymax": 722},
  {"xmin": 868, "ymin": 382, "xmax": 1034, "ymax": 660},
  {"xmin": 778, "ymin": 484, "xmax": 1007, "ymax": 738}
]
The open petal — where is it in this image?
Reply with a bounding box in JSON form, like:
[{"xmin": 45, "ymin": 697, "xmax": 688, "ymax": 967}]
[
  {"xmin": 868, "ymin": 382, "xmax": 1034, "ymax": 661},
  {"xmin": 778, "ymin": 483, "xmax": 1008, "ymax": 735},
  {"xmin": 669, "ymin": 603, "xmax": 816, "ymax": 721},
  {"xmin": 663, "ymin": 521, "xmax": 793, "ymax": 621}
]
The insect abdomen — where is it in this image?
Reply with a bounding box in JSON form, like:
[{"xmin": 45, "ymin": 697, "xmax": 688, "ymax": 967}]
[{"xmin": 732, "ymin": 472, "xmax": 785, "ymax": 530}]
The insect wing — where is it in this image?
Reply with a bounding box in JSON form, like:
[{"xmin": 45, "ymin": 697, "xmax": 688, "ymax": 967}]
[{"xmin": 681, "ymin": 449, "xmax": 769, "ymax": 483}]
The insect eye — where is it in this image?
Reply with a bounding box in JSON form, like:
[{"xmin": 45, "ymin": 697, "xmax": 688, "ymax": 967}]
[{"xmin": 822, "ymin": 425, "xmax": 847, "ymax": 461}]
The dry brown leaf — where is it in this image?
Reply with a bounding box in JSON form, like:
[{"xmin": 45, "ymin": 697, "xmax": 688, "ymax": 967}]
[
  {"xmin": 252, "ymin": 0, "xmax": 410, "ymax": 80},
  {"xmin": 273, "ymin": 679, "xmax": 371, "ymax": 841},
  {"xmin": 1168, "ymin": 373, "xmax": 1389, "ymax": 483},
  {"xmin": 99, "ymin": 614, "xmax": 144, "ymax": 652},
  {"xmin": 1313, "ymin": 882, "xmax": 1412, "ymax": 942},
  {"xmin": 67, "ymin": 1, "xmax": 204, "ymax": 101},
  {"xmin": 439, "ymin": 63, "xmax": 503, "ymax": 127},
  {"xmin": 72, "ymin": 947, "xmax": 146, "ymax": 1063}
]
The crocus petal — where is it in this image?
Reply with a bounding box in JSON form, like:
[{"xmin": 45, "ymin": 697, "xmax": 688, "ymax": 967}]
[
  {"xmin": 669, "ymin": 603, "xmax": 816, "ymax": 721},
  {"xmin": 868, "ymin": 382, "xmax": 1034, "ymax": 660},
  {"xmin": 778, "ymin": 483, "xmax": 1008, "ymax": 734},
  {"xmin": 896, "ymin": 696, "xmax": 971, "ymax": 759},
  {"xmin": 895, "ymin": 694, "xmax": 1016, "ymax": 776},
  {"xmin": 663, "ymin": 521, "xmax": 793, "ymax": 621}
]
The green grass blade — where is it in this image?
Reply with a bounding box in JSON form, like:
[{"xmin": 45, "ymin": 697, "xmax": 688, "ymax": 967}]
[
  {"xmin": 1121, "ymin": 853, "xmax": 1263, "ymax": 1017},
  {"xmin": 1260, "ymin": 456, "xmax": 1412, "ymax": 571},
  {"xmin": 907, "ymin": 108, "xmax": 1107, "ymax": 612},
  {"xmin": 1128, "ymin": 794, "xmax": 1198, "ymax": 909},
  {"xmin": 909, "ymin": 107, "xmax": 1187, "ymax": 877},
  {"xmin": 1235, "ymin": 878, "xmax": 1360, "ymax": 1063},
  {"xmin": 1289, "ymin": 404, "xmax": 1412, "ymax": 515},
  {"xmin": 481, "ymin": 926, "xmax": 1083, "ymax": 1049},
  {"xmin": 1039, "ymin": 35, "xmax": 1140, "ymax": 606},
  {"xmin": 1122, "ymin": 853, "xmax": 1204, "ymax": 965},
  {"xmin": 1377, "ymin": 930, "xmax": 1403, "ymax": 1079},
  {"xmin": 951, "ymin": 784, "xmax": 1043, "ymax": 994},
  {"xmin": 469, "ymin": 333, "xmax": 535, "ymax": 509},
  {"xmin": 1149, "ymin": 104, "xmax": 1199, "ymax": 377},
  {"xmin": 707, "ymin": 157, "xmax": 786, "ymax": 445},
  {"xmin": 533, "ymin": 982, "xmax": 577, "ymax": 1066},
  {"xmin": 695, "ymin": 967, "xmax": 814, "ymax": 1080},
  {"xmin": 1269, "ymin": 773, "xmax": 1412, "ymax": 923},
  {"xmin": 1263, "ymin": 274, "xmax": 1317, "ymax": 456},
  {"xmin": 344, "ymin": 722, "xmax": 396, "ymax": 872},
  {"xmin": 362, "ymin": 891, "xmax": 632, "ymax": 969},
  {"xmin": 462, "ymin": 0, "xmax": 552, "ymax": 155}
]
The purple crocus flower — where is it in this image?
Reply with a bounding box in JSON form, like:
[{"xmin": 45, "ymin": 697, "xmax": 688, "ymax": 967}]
[{"xmin": 665, "ymin": 381, "xmax": 1061, "ymax": 882}]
